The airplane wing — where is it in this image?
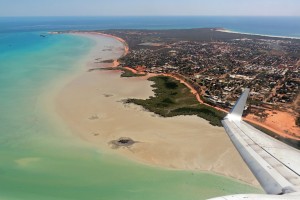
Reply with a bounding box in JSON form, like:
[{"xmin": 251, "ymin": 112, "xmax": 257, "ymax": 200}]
[{"xmin": 222, "ymin": 88, "xmax": 300, "ymax": 195}]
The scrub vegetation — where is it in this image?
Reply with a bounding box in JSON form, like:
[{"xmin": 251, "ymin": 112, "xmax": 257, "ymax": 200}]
[{"xmin": 126, "ymin": 76, "xmax": 226, "ymax": 126}]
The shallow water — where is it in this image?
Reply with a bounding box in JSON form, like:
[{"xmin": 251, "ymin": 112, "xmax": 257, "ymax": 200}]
[{"xmin": 0, "ymin": 30, "xmax": 262, "ymax": 200}]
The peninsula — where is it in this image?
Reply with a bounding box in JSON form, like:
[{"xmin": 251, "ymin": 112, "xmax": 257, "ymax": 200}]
[
  {"xmin": 55, "ymin": 29, "xmax": 300, "ymax": 188},
  {"xmin": 91, "ymin": 28, "xmax": 300, "ymax": 145}
]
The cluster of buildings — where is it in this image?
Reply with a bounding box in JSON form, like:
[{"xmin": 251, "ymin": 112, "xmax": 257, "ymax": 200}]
[{"xmin": 119, "ymin": 34, "xmax": 300, "ymax": 116}]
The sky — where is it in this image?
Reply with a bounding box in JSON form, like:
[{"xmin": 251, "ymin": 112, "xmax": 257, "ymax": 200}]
[{"xmin": 0, "ymin": 0, "xmax": 299, "ymax": 17}]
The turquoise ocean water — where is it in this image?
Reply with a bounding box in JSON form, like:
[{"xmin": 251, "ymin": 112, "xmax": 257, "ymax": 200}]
[{"xmin": 2, "ymin": 16, "xmax": 298, "ymax": 199}]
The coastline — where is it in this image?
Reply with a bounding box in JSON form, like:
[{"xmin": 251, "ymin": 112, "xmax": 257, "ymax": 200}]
[
  {"xmin": 215, "ymin": 28, "xmax": 300, "ymax": 40},
  {"xmin": 2, "ymin": 17, "xmax": 298, "ymax": 198},
  {"xmin": 105, "ymin": 28, "xmax": 299, "ymax": 141},
  {"xmin": 55, "ymin": 32, "xmax": 259, "ymax": 185},
  {"xmin": 168, "ymin": 72, "xmax": 300, "ymax": 141},
  {"xmin": 63, "ymin": 31, "xmax": 129, "ymax": 57},
  {"xmin": 160, "ymin": 73, "xmax": 300, "ymax": 142},
  {"xmin": 72, "ymin": 30, "xmax": 300, "ymax": 141},
  {"xmin": 164, "ymin": 73, "xmax": 300, "ymax": 141}
]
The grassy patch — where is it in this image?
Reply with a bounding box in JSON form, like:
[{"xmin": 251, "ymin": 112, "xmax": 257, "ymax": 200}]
[
  {"xmin": 126, "ymin": 76, "xmax": 226, "ymax": 126},
  {"xmin": 120, "ymin": 69, "xmax": 146, "ymax": 78}
]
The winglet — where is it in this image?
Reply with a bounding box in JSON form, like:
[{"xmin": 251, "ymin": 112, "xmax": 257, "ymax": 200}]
[{"xmin": 226, "ymin": 88, "xmax": 250, "ymax": 121}]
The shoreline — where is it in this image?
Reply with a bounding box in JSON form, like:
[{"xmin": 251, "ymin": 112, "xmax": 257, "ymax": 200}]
[
  {"xmin": 65, "ymin": 30, "xmax": 300, "ymax": 141},
  {"xmin": 160, "ymin": 74, "xmax": 300, "ymax": 141},
  {"xmin": 61, "ymin": 31, "xmax": 129, "ymax": 57},
  {"xmin": 215, "ymin": 28, "xmax": 300, "ymax": 40},
  {"xmin": 157, "ymin": 73, "xmax": 300, "ymax": 142},
  {"xmin": 55, "ymin": 31, "xmax": 259, "ymax": 185},
  {"xmin": 165, "ymin": 73, "xmax": 299, "ymax": 141}
]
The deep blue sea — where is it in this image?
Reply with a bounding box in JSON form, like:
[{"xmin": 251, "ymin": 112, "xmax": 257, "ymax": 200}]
[
  {"xmin": 1, "ymin": 16, "xmax": 298, "ymax": 200},
  {"xmin": 1, "ymin": 16, "xmax": 300, "ymax": 37}
]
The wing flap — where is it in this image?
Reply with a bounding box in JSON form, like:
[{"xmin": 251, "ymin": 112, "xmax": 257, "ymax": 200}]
[{"xmin": 222, "ymin": 119, "xmax": 297, "ymax": 194}]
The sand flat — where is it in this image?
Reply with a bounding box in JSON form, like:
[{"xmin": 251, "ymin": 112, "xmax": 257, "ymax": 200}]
[{"xmin": 55, "ymin": 33, "xmax": 258, "ymax": 185}]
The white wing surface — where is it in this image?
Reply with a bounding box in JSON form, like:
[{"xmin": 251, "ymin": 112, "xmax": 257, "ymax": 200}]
[{"xmin": 222, "ymin": 89, "xmax": 300, "ymax": 195}]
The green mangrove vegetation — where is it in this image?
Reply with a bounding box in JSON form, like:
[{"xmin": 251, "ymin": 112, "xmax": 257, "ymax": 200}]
[
  {"xmin": 126, "ymin": 76, "xmax": 226, "ymax": 126},
  {"xmin": 88, "ymin": 67, "xmax": 146, "ymax": 77}
]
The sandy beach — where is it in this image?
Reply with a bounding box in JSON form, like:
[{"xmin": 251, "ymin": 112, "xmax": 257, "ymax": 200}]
[
  {"xmin": 215, "ymin": 28, "xmax": 300, "ymax": 40},
  {"xmin": 55, "ymin": 32, "xmax": 258, "ymax": 186}
]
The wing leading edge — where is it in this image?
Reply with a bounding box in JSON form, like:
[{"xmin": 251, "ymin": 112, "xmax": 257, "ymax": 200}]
[{"xmin": 222, "ymin": 88, "xmax": 300, "ymax": 195}]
